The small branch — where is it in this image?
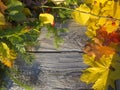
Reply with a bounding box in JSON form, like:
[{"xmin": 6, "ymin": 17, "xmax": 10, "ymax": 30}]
[{"xmin": 40, "ymin": 5, "xmax": 120, "ymax": 21}]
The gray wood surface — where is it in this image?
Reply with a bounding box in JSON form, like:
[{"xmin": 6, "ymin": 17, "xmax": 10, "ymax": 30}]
[
  {"xmin": 30, "ymin": 19, "xmax": 88, "ymax": 51},
  {"xmin": 8, "ymin": 20, "xmax": 93, "ymax": 90}
]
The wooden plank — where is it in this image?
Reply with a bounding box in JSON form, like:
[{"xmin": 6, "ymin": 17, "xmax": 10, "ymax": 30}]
[
  {"xmin": 8, "ymin": 20, "xmax": 117, "ymax": 90},
  {"xmin": 10, "ymin": 52, "xmax": 92, "ymax": 90},
  {"xmin": 115, "ymin": 80, "xmax": 120, "ymax": 90},
  {"xmin": 8, "ymin": 20, "xmax": 91, "ymax": 90},
  {"xmin": 31, "ymin": 20, "xmax": 88, "ymax": 51}
]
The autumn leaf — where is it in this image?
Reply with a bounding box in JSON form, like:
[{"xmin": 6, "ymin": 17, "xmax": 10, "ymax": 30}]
[
  {"xmin": 80, "ymin": 54, "xmax": 120, "ymax": 90},
  {"xmin": 113, "ymin": 1, "xmax": 120, "ymax": 19},
  {"xmin": 96, "ymin": 27, "xmax": 120, "ymax": 45},
  {"xmin": 84, "ymin": 39, "xmax": 115, "ymax": 60},
  {"xmin": 0, "ymin": 42, "xmax": 17, "ymax": 68},
  {"xmin": 104, "ymin": 20, "xmax": 119, "ymax": 33},
  {"xmin": 1, "ymin": 59, "xmax": 13, "ymax": 68},
  {"xmin": 72, "ymin": 4, "xmax": 90, "ymax": 25},
  {"xmin": 39, "ymin": 13, "xmax": 54, "ymax": 25}
]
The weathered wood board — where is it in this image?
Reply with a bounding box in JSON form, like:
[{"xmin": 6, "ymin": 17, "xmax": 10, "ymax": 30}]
[
  {"xmin": 8, "ymin": 20, "xmax": 96, "ymax": 90},
  {"xmin": 31, "ymin": 19, "xmax": 88, "ymax": 51},
  {"xmin": 9, "ymin": 52, "xmax": 91, "ymax": 90}
]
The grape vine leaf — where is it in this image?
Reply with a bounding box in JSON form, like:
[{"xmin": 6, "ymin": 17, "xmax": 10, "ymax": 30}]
[{"xmin": 80, "ymin": 54, "xmax": 120, "ymax": 90}]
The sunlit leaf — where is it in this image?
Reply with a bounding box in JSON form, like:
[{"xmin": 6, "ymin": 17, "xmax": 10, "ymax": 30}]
[
  {"xmin": 0, "ymin": 42, "xmax": 17, "ymax": 68},
  {"xmin": 81, "ymin": 54, "xmax": 120, "ymax": 90},
  {"xmin": 114, "ymin": 1, "xmax": 120, "ymax": 19},
  {"xmin": 39, "ymin": 13, "xmax": 54, "ymax": 25},
  {"xmin": 72, "ymin": 4, "xmax": 90, "ymax": 25}
]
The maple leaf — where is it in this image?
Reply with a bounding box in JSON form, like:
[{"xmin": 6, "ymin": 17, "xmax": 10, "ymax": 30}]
[
  {"xmin": 80, "ymin": 54, "xmax": 120, "ymax": 90},
  {"xmin": 96, "ymin": 27, "xmax": 120, "ymax": 45},
  {"xmin": 113, "ymin": 1, "xmax": 120, "ymax": 19},
  {"xmin": 84, "ymin": 39, "xmax": 115, "ymax": 60},
  {"xmin": 100, "ymin": 0, "xmax": 114, "ymax": 17},
  {"xmin": 72, "ymin": 4, "xmax": 91, "ymax": 25},
  {"xmin": 104, "ymin": 20, "xmax": 119, "ymax": 33},
  {"xmin": 91, "ymin": 0, "xmax": 101, "ymax": 16}
]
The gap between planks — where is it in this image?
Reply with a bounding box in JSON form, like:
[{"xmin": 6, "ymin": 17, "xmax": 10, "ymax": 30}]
[{"xmin": 27, "ymin": 50, "xmax": 84, "ymax": 53}]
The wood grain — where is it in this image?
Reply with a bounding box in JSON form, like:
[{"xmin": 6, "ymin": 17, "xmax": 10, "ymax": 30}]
[{"xmin": 9, "ymin": 20, "xmax": 93, "ymax": 90}]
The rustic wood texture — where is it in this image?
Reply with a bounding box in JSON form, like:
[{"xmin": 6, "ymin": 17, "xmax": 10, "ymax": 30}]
[
  {"xmin": 8, "ymin": 20, "xmax": 93, "ymax": 90},
  {"xmin": 31, "ymin": 19, "xmax": 88, "ymax": 51}
]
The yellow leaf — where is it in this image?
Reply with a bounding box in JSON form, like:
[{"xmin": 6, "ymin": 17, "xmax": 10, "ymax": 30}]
[
  {"xmin": 92, "ymin": 70, "xmax": 109, "ymax": 90},
  {"xmin": 1, "ymin": 59, "xmax": 13, "ymax": 68},
  {"xmin": 72, "ymin": 4, "xmax": 90, "ymax": 25},
  {"xmin": 114, "ymin": 1, "xmax": 120, "ymax": 19},
  {"xmin": 0, "ymin": 42, "xmax": 17, "ymax": 68},
  {"xmin": 98, "ymin": 18, "xmax": 107, "ymax": 26},
  {"xmin": 105, "ymin": 20, "xmax": 119, "ymax": 33},
  {"xmin": 101, "ymin": 1, "xmax": 114, "ymax": 16},
  {"xmin": 81, "ymin": 54, "xmax": 120, "ymax": 90},
  {"xmin": 39, "ymin": 13, "xmax": 54, "ymax": 25}
]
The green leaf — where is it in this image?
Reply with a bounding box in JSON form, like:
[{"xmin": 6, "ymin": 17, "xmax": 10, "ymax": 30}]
[
  {"xmin": 10, "ymin": 12, "xmax": 26, "ymax": 21},
  {"xmin": 7, "ymin": 0, "xmax": 23, "ymax": 9},
  {"xmin": 7, "ymin": 0, "xmax": 26, "ymax": 21}
]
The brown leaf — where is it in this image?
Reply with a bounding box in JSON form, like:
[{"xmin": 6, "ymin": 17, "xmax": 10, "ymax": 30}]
[{"xmin": 0, "ymin": 0, "xmax": 7, "ymax": 13}]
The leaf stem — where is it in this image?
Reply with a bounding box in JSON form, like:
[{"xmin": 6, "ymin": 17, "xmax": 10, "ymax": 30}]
[{"xmin": 40, "ymin": 5, "xmax": 120, "ymax": 21}]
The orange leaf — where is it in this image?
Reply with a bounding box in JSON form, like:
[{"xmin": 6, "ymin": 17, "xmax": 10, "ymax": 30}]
[
  {"xmin": 84, "ymin": 42, "xmax": 115, "ymax": 60},
  {"xmin": 96, "ymin": 26, "xmax": 120, "ymax": 45}
]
